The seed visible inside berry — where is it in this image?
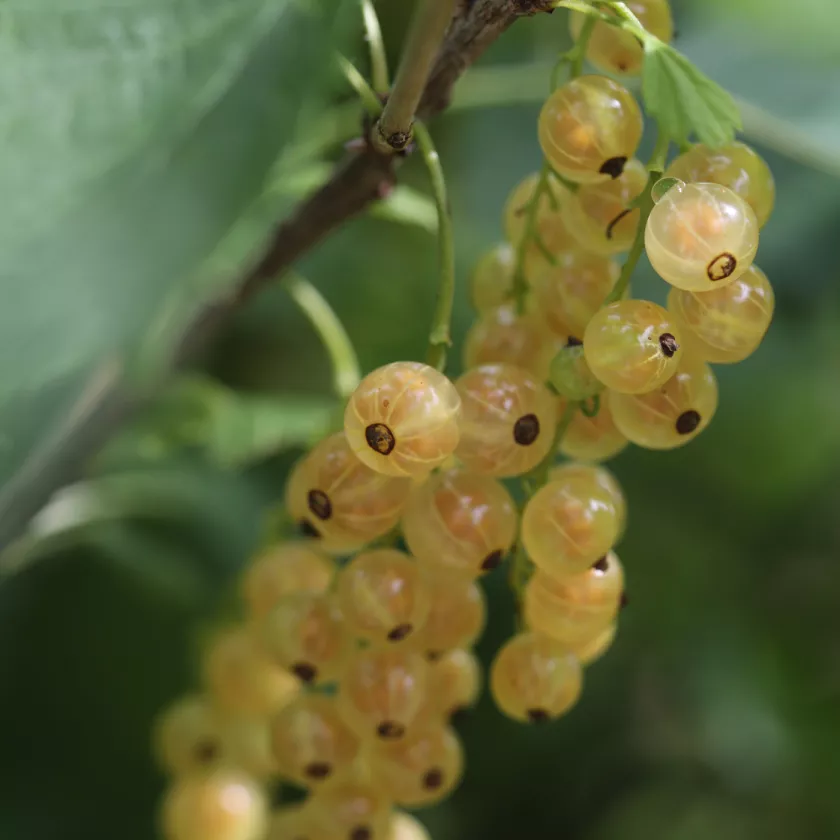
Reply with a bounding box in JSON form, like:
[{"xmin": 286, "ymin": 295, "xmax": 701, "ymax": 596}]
[
  {"xmin": 658, "ymin": 333, "xmax": 678, "ymax": 357},
  {"xmin": 365, "ymin": 423, "xmax": 396, "ymax": 455},
  {"xmin": 481, "ymin": 550, "xmax": 504, "ymax": 571},
  {"xmin": 307, "ymin": 489, "xmax": 332, "ymax": 520},
  {"xmin": 707, "ymin": 252, "xmax": 737, "ymax": 281},
  {"xmin": 676, "ymin": 409, "xmax": 701, "ymax": 434},
  {"xmin": 513, "ymin": 413, "xmax": 541, "ymax": 445},
  {"xmin": 291, "ymin": 662, "xmax": 317, "ymax": 683},
  {"xmin": 377, "ymin": 721, "xmax": 406, "ymax": 739}
]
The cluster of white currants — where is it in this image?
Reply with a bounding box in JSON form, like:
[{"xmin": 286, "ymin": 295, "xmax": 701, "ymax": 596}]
[{"xmin": 152, "ymin": 3, "xmax": 778, "ymax": 839}]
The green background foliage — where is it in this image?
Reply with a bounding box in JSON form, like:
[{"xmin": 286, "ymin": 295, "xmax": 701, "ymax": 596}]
[{"xmin": 1, "ymin": 1, "xmax": 840, "ymax": 838}]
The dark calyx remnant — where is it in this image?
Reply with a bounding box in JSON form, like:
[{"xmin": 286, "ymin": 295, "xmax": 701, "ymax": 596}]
[
  {"xmin": 291, "ymin": 662, "xmax": 318, "ymax": 683},
  {"xmin": 566, "ymin": 335, "xmax": 583, "ymax": 347},
  {"xmin": 365, "ymin": 422, "xmax": 396, "ymax": 455},
  {"xmin": 304, "ymin": 761, "xmax": 332, "ymax": 780},
  {"xmin": 307, "ymin": 488, "xmax": 332, "ymax": 520},
  {"xmin": 481, "ymin": 549, "xmax": 504, "ymax": 571},
  {"xmin": 527, "ymin": 708, "xmax": 550, "ymax": 723},
  {"xmin": 676, "ymin": 410, "xmax": 701, "ymax": 435},
  {"xmin": 707, "ymin": 252, "xmax": 737, "ymax": 282},
  {"xmin": 350, "ymin": 827, "xmax": 372, "ymax": 840},
  {"xmin": 513, "ymin": 413, "xmax": 540, "ymax": 446},
  {"xmin": 423, "ymin": 767, "xmax": 444, "ymax": 789},
  {"xmin": 195, "ymin": 739, "xmax": 219, "ymax": 763},
  {"xmin": 658, "ymin": 333, "xmax": 679, "ymax": 357},
  {"xmin": 387, "ymin": 623, "xmax": 413, "ymax": 642},
  {"xmin": 377, "ymin": 720, "xmax": 406, "ymax": 739},
  {"xmin": 592, "ymin": 555, "xmax": 609, "ymax": 572},
  {"xmin": 599, "ymin": 156, "xmax": 627, "ymax": 179}
]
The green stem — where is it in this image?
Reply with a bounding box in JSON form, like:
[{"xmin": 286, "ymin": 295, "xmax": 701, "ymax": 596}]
[
  {"xmin": 510, "ymin": 161, "xmax": 551, "ymax": 315},
  {"xmin": 414, "ymin": 121, "xmax": 455, "ymax": 372},
  {"xmin": 373, "ymin": 0, "xmax": 458, "ymax": 152},
  {"xmin": 284, "ymin": 274, "xmax": 361, "ymax": 400},
  {"xmin": 509, "ymin": 400, "xmax": 581, "ymax": 605},
  {"xmin": 361, "ymin": 0, "xmax": 389, "ymax": 94},
  {"xmin": 336, "ymin": 54, "xmax": 383, "ymax": 117},
  {"xmin": 570, "ymin": 12, "xmax": 597, "ymax": 77},
  {"xmin": 603, "ymin": 129, "xmax": 670, "ymax": 305}
]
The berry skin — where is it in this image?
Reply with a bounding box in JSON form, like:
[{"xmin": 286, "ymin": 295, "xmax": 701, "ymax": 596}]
[
  {"xmin": 388, "ymin": 812, "xmax": 432, "ymax": 840},
  {"xmin": 538, "ymin": 76, "xmax": 643, "ymax": 185},
  {"xmin": 338, "ymin": 647, "xmax": 430, "ymax": 743},
  {"xmin": 490, "ymin": 632, "xmax": 582, "ymax": 723},
  {"xmin": 532, "ymin": 251, "xmax": 620, "ymax": 342},
  {"xmin": 665, "ymin": 141, "xmax": 775, "ymax": 227},
  {"xmin": 368, "ymin": 725, "xmax": 465, "ymax": 808},
  {"xmin": 523, "ymin": 551, "xmax": 624, "ymax": 646},
  {"xmin": 454, "ymin": 364, "xmax": 558, "ymax": 477},
  {"xmin": 344, "ymin": 362, "xmax": 461, "ymax": 479},
  {"xmin": 463, "ymin": 304, "xmax": 554, "ymax": 379},
  {"xmin": 221, "ymin": 717, "xmax": 278, "ymax": 781},
  {"xmin": 401, "ymin": 469, "xmax": 517, "ymax": 579},
  {"xmin": 569, "ymin": 1, "xmax": 673, "ymax": 76},
  {"xmin": 407, "ymin": 567, "xmax": 487, "ymax": 654},
  {"xmin": 260, "ymin": 593, "xmax": 351, "ymax": 686},
  {"xmin": 666, "ymin": 264, "xmax": 774, "ymax": 364},
  {"xmin": 645, "ymin": 181, "xmax": 760, "ymax": 292},
  {"xmin": 608, "ymin": 357, "xmax": 719, "ymax": 449},
  {"xmin": 503, "ymin": 172, "xmax": 578, "ymax": 272},
  {"xmin": 269, "ymin": 694, "xmax": 361, "ymax": 788},
  {"xmin": 557, "ymin": 397, "xmax": 629, "ymax": 463},
  {"xmin": 424, "ymin": 648, "xmax": 483, "ymax": 720},
  {"xmin": 549, "ymin": 462, "xmax": 627, "ymax": 540},
  {"xmin": 161, "ymin": 769, "xmax": 268, "ymax": 840},
  {"xmin": 153, "ymin": 695, "xmax": 228, "ymax": 777},
  {"xmin": 202, "ymin": 626, "xmax": 300, "ymax": 718},
  {"xmin": 561, "ymin": 158, "xmax": 648, "ymax": 255},
  {"xmin": 241, "ymin": 542, "xmax": 334, "ymax": 620},
  {"xmin": 266, "ymin": 805, "xmax": 316, "ymax": 840},
  {"xmin": 286, "ymin": 433, "xmax": 412, "ymax": 552},
  {"xmin": 522, "ymin": 465, "xmax": 621, "ymax": 578},
  {"xmin": 470, "ymin": 242, "xmax": 515, "ymax": 312},
  {"xmin": 574, "ymin": 622, "xmax": 617, "ymax": 666},
  {"xmin": 336, "ymin": 549, "xmax": 431, "ymax": 645},
  {"xmin": 308, "ymin": 777, "xmax": 393, "ymax": 840},
  {"xmin": 583, "ymin": 300, "xmax": 683, "ymax": 394},
  {"xmin": 549, "ymin": 344, "xmax": 603, "ymax": 402}
]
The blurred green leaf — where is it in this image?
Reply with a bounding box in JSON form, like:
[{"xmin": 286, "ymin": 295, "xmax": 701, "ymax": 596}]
[
  {"xmin": 643, "ymin": 41, "xmax": 741, "ymax": 146},
  {"xmin": 369, "ymin": 185, "xmax": 438, "ymax": 233}
]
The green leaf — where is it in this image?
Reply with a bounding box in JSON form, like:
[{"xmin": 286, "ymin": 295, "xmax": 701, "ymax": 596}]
[
  {"xmin": 0, "ymin": 0, "xmax": 346, "ymax": 507},
  {"xmin": 367, "ymin": 186, "xmax": 439, "ymax": 233},
  {"xmin": 642, "ymin": 41, "xmax": 742, "ymax": 147}
]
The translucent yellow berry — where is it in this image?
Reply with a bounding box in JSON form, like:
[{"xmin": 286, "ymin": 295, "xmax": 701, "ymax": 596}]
[
  {"xmin": 557, "ymin": 397, "xmax": 628, "ymax": 462},
  {"xmin": 463, "ymin": 304, "xmax": 554, "ymax": 379},
  {"xmin": 269, "ymin": 694, "xmax": 361, "ymax": 787},
  {"xmin": 645, "ymin": 181, "xmax": 760, "ymax": 292},
  {"xmin": 241, "ymin": 542, "xmax": 334, "ymax": 620},
  {"xmin": 260, "ymin": 593, "xmax": 351, "ymax": 686},
  {"xmin": 388, "ymin": 812, "xmax": 432, "ymax": 840},
  {"xmin": 608, "ymin": 357, "xmax": 719, "ymax": 449},
  {"xmin": 522, "ymin": 465, "xmax": 621, "ymax": 578},
  {"xmin": 368, "ymin": 725, "xmax": 464, "ymax": 807},
  {"xmin": 203, "ymin": 626, "xmax": 300, "ymax": 717},
  {"xmin": 286, "ymin": 433, "xmax": 411, "ymax": 552},
  {"xmin": 583, "ymin": 300, "xmax": 683, "ymax": 394},
  {"xmin": 666, "ymin": 264, "xmax": 774, "ymax": 363},
  {"xmin": 561, "ymin": 158, "xmax": 648, "ymax": 255},
  {"xmin": 153, "ymin": 695, "xmax": 227, "ymax": 777},
  {"xmin": 573, "ymin": 622, "xmax": 617, "ymax": 666},
  {"xmin": 266, "ymin": 805, "xmax": 317, "ymax": 840},
  {"xmin": 490, "ymin": 632, "xmax": 582, "ymax": 723},
  {"xmin": 344, "ymin": 362, "xmax": 462, "ymax": 479},
  {"xmin": 161, "ymin": 769, "xmax": 268, "ymax": 840},
  {"xmin": 338, "ymin": 647, "xmax": 430, "ymax": 742},
  {"xmin": 524, "ymin": 552, "xmax": 624, "ymax": 645},
  {"xmin": 308, "ymin": 778, "xmax": 393, "ymax": 840},
  {"xmin": 455, "ymin": 364, "xmax": 557, "ymax": 477},
  {"xmin": 336, "ymin": 549, "xmax": 431, "ymax": 645},
  {"xmin": 424, "ymin": 648, "xmax": 482, "ymax": 720},
  {"xmin": 470, "ymin": 242, "xmax": 515, "ymax": 312},
  {"xmin": 665, "ymin": 141, "xmax": 775, "ymax": 227},
  {"xmin": 532, "ymin": 251, "xmax": 620, "ymax": 342},
  {"xmin": 548, "ymin": 462, "xmax": 627, "ymax": 541},
  {"xmin": 401, "ymin": 469, "xmax": 517, "ymax": 578},
  {"xmin": 538, "ymin": 76, "xmax": 643, "ymax": 184},
  {"xmin": 569, "ymin": 1, "xmax": 673, "ymax": 76},
  {"xmin": 221, "ymin": 717, "xmax": 277, "ymax": 781}
]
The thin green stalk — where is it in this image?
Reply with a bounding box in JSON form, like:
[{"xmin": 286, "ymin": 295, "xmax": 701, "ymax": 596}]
[
  {"xmin": 510, "ymin": 161, "xmax": 551, "ymax": 314},
  {"xmin": 603, "ymin": 130, "xmax": 670, "ymax": 305},
  {"xmin": 285, "ymin": 274, "xmax": 361, "ymax": 400},
  {"xmin": 509, "ymin": 400, "xmax": 581, "ymax": 604},
  {"xmin": 414, "ymin": 121, "xmax": 455, "ymax": 372},
  {"xmin": 374, "ymin": 0, "xmax": 458, "ymax": 152},
  {"xmin": 361, "ymin": 0, "xmax": 389, "ymax": 94},
  {"xmin": 569, "ymin": 12, "xmax": 597, "ymax": 77},
  {"xmin": 336, "ymin": 54, "xmax": 383, "ymax": 117}
]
